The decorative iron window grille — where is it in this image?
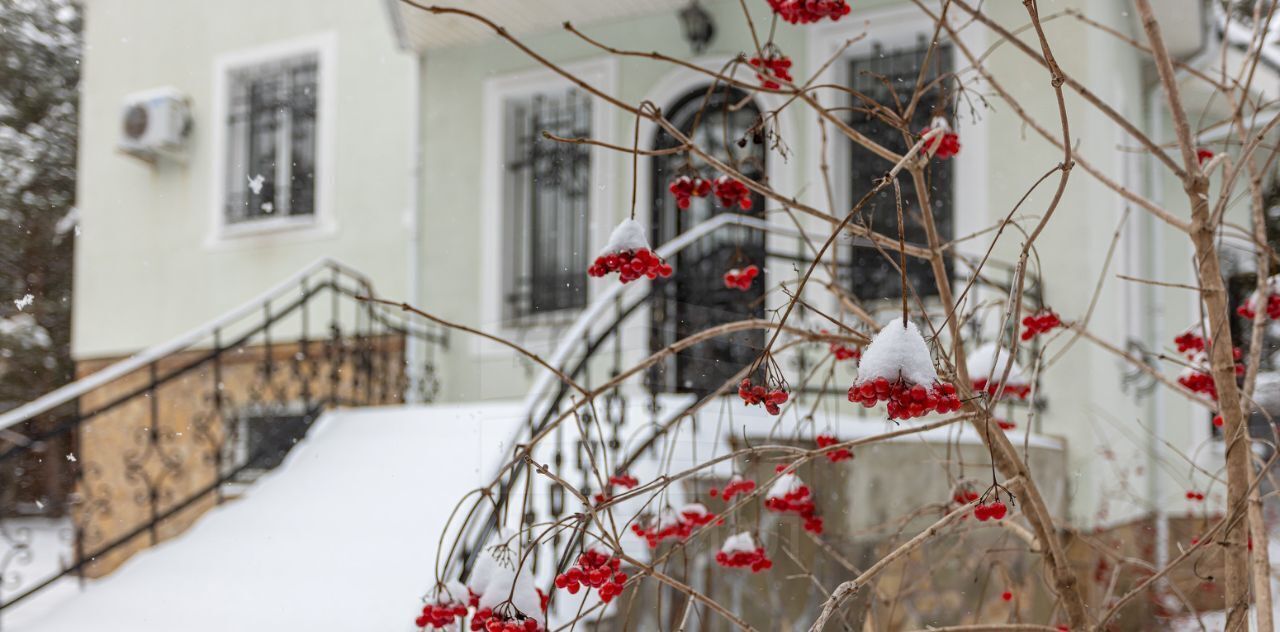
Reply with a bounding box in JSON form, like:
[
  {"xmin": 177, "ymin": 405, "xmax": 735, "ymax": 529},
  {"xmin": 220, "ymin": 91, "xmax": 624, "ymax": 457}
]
[
  {"xmin": 228, "ymin": 409, "xmax": 316, "ymax": 481},
  {"xmin": 502, "ymin": 89, "xmax": 592, "ymax": 320},
  {"xmin": 846, "ymin": 42, "xmax": 954, "ymax": 301},
  {"xmin": 224, "ymin": 54, "xmax": 318, "ymax": 224}
]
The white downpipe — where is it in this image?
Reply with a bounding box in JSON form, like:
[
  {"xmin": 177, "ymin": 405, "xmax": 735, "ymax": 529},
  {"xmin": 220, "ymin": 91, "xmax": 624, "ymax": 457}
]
[
  {"xmin": 1146, "ymin": 84, "xmax": 1171, "ymax": 575},
  {"xmin": 404, "ymin": 53, "xmax": 426, "ymax": 404}
]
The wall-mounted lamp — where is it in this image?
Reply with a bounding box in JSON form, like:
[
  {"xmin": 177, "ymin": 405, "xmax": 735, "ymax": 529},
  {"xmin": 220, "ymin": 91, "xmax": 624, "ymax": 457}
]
[{"xmin": 679, "ymin": 1, "xmax": 715, "ymax": 55}]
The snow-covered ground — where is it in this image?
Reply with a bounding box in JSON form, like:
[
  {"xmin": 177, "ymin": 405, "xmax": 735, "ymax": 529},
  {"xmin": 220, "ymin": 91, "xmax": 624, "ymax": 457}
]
[{"xmin": 4, "ymin": 402, "xmax": 526, "ymax": 632}]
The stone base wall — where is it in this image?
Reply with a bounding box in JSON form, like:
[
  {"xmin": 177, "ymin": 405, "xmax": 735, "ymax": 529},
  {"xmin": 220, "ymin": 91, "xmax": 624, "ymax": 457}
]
[{"xmin": 71, "ymin": 335, "xmax": 405, "ymax": 577}]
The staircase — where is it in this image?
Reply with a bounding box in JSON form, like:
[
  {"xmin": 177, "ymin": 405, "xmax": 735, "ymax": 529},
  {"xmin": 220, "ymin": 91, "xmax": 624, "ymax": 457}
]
[{"xmin": 0, "ymin": 258, "xmax": 445, "ymax": 621}]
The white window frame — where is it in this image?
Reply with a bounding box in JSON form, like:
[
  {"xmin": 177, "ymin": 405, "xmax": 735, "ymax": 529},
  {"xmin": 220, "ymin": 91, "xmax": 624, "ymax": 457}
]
[
  {"xmin": 479, "ymin": 58, "xmax": 617, "ymax": 341},
  {"xmin": 208, "ymin": 33, "xmax": 337, "ymax": 246},
  {"xmin": 807, "ymin": 4, "xmax": 986, "ymax": 287}
]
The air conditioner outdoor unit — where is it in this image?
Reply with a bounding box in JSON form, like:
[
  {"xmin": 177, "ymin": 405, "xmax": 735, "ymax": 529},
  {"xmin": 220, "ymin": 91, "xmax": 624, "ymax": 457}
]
[{"xmin": 117, "ymin": 87, "xmax": 192, "ymax": 163}]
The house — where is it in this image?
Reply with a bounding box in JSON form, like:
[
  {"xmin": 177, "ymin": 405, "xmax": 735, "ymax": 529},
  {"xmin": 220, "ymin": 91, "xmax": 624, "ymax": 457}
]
[{"xmin": 0, "ymin": 0, "xmax": 1266, "ymax": 627}]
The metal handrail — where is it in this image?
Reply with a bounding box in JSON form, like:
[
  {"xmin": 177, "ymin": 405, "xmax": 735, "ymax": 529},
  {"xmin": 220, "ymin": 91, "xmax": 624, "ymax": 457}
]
[{"xmin": 0, "ymin": 257, "xmax": 429, "ymax": 435}]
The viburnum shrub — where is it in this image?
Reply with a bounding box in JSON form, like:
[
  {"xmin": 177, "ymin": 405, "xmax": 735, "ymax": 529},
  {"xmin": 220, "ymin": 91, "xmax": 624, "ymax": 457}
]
[
  {"xmin": 848, "ymin": 320, "xmax": 962, "ymax": 420},
  {"xmin": 715, "ymin": 532, "xmax": 773, "ymax": 572},
  {"xmin": 712, "ymin": 175, "xmax": 753, "ymax": 209},
  {"xmin": 1236, "ymin": 275, "xmax": 1280, "ymax": 320},
  {"xmin": 748, "ymin": 48, "xmax": 793, "ymax": 89},
  {"xmin": 765, "ymin": 472, "xmax": 824, "ymax": 534},
  {"xmin": 668, "ymin": 174, "xmax": 711, "ymax": 209},
  {"xmin": 554, "ymin": 546, "xmax": 627, "ymax": 603},
  {"xmin": 923, "ymin": 117, "xmax": 960, "ymax": 159},
  {"xmin": 710, "ymin": 475, "xmax": 756, "ymax": 502},
  {"xmin": 1020, "ymin": 309, "xmax": 1062, "ymax": 340},
  {"xmin": 588, "ymin": 219, "xmax": 673, "ymax": 283},
  {"xmin": 967, "ymin": 343, "xmax": 1032, "ymax": 400},
  {"xmin": 766, "ymin": 0, "xmax": 852, "ymax": 24},
  {"xmin": 815, "ymin": 434, "xmax": 853, "ymax": 462},
  {"xmin": 723, "ymin": 264, "xmax": 759, "ymax": 291},
  {"xmin": 415, "ymin": 581, "xmax": 470, "ymax": 630}
]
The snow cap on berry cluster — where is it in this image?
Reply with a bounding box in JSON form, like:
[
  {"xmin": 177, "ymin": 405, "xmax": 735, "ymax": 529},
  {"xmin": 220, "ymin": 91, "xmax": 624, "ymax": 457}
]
[
  {"xmin": 766, "ymin": 472, "xmax": 806, "ymax": 499},
  {"xmin": 433, "ymin": 579, "xmax": 469, "ymax": 605},
  {"xmin": 467, "ymin": 528, "xmax": 516, "ymax": 594},
  {"xmin": 601, "ymin": 219, "xmax": 650, "ymax": 256},
  {"xmin": 477, "ymin": 561, "xmax": 544, "ymax": 628},
  {"xmin": 965, "ymin": 343, "xmax": 1027, "ymax": 385},
  {"xmin": 929, "ymin": 116, "xmax": 952, "ymax": 133},
  {"xmin": 856, "ymin": 320, "xmax": 939, "ymax": 386},
  {"xmin": 719, "ymin": 531, "xmax": 758, "ymax": 555}
]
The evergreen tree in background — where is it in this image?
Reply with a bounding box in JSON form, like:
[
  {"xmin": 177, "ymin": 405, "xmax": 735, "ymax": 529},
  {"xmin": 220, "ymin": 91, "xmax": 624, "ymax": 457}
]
[{"xmin": 0, "ymin": 0, "xmax": 80, "ymax": 413}]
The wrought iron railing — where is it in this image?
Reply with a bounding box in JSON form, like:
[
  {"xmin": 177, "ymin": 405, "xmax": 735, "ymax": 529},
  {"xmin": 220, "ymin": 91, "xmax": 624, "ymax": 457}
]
[
  {"xmin": 449, "ymin": 213, "xmax": 1045, "ymax": 611},
  {"xmin": 0, "ymin": 258, "xmax": 445, "ymax": 621}
]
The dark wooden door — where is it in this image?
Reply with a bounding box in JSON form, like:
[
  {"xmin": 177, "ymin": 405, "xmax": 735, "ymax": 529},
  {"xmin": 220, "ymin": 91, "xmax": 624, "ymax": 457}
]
[{"xmin": 649, "ymin": 87, "xmax": 767, "ymax": 396}]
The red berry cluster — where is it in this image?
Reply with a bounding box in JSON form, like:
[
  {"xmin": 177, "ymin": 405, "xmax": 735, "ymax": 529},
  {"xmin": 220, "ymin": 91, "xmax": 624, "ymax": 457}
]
[
  {"xmin": 630, "ymin": 505, "xmax": 719, "ymax": 548},
  {"xmin": 588, "ymin": 248, "xmax": 673, "ymax": 284},
  {"xmin": 470, "ymin": 610, "xmax": 541, "ymax": 632},
  {"xmin": 608, "ymin": 473, "xmax": 638, "ymax": 489},
  {"xmin": 1213, "ymin": 414, "xmax": 1225, "ymax": 428},
  {"xmin": 815, "ymin": 434, "xmax": 852, "ymax": 462},
  {"xmin": 971, "ymin": 378, "xmax": 1031, "ymax": 400},
  {"xmin": 709, "ymin": 476, "xmax": 756, "ymax": 502},
  {"xmin": 1185, "ymin": 490, "xmax": 1206, "ymax": 501},
  {"xmin": 668, "ymin": 175, "xmax": 711, "ymax": 209},
  {"xmin": 847, "ymin": 377, "xmax": 962, "ymax": 420},
  {"xmin": 748, "ymin": 54, "xmax": 793, "ymax": 90},
  {"xmin": 594, "ymin": 473, "xmax": 640, "ymax": 503},
  {"xmin": 764, "ymin": 476, "xmax": 823, "ymax": 534},
  {"xmin": 554, "ymin": 549, "xmax": 627, "ymax": 603},
  {"xmin": 738, "ymin": 378, "xmax": 789, "ymax": 415},
  {"xmin": 1020, "ymin": 310, "xmax": 1062, "ymax": 340},
  {"xmin": 1001, "ymin": 590, "xmax": 1014, "ymax": 602},
  {"xmin": 924, "ymin": 129, "xmax": 961, "ymax": 159},
  {"xmin": 952, "ymin": 488, "xmax": 979, "ymax": 507},
  {"xmin": 824, "ymin": 330, "xmax": 860, "ymax": 361},
  {"xmin": 1174, "ymin": 328, "xmax": 1206, "ymax": 354},
  {"xmin": 973, "ymin": 500, "xmax": 1008, "ymax": 521},
  {"xmin": 712, "ymin": 176, "xmax": 753, "ymax": 210},
  {"xmin": 996, "ymin": 419, "xmax": 1017, "ymax": 431},
  {"xmin": 415, "ymin": 602, "xmax": 468, "ymax": 629},
  {"xmin": 1197, "ymin": 148, "xmax": 1214, "ymax": 165},
  {"xmin": 1178, "ymin": 349, "xmax": 1244, "ymax": 400},
  {"xmin": 723, "ymin": 265, "xmax": 759, "ymax": 291},
  {"xmin": 1238, "ymin": 293, "xmax": 1280, "ymax": 320},
  {"xmin": 766, "ymin": 0, "xmax": 852, "ymax": 24},
  {"xmin": 715, "ymin": 546, "xmax": 774, "ymax": 572}
]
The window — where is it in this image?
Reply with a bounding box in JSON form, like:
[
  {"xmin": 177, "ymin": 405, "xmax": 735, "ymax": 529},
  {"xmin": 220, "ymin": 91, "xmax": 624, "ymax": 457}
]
[
  {"xmin": 227, "ymin": 411, "xmax": 314, "ymax": 482},
  {"xmin": 501, "ymin": 88, "xmax": 591, "ymax": 320},
  {"xmin": 223, "ymin": 53, "xmax": 318, "ymax": 225},
  {"xmin": 846, "ymin": 42, "xmax": 954, "ymax": 301}
]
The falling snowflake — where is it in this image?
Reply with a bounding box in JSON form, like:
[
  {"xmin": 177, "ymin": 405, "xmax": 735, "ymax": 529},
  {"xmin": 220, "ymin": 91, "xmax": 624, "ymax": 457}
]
[
  {"xmin": 14, "ymin": 294, "xmax": 33, "ymax": 311},
  {"xmin": 247, "ymin": 174, "xmax": 265, "ymax": 195},
  {"xmin": 65, "ymin": 453, "xmax": 76, "ymax": 462},
  {"xmin": 260, "ymin": 201, "xmax": 274, "ymax": 214}
]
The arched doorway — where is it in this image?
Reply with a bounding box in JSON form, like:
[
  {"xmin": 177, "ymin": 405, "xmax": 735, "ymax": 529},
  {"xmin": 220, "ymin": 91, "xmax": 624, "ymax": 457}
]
[{"xmin": 648, "ymin": 86, "xmax": 767, "ymax": 395}]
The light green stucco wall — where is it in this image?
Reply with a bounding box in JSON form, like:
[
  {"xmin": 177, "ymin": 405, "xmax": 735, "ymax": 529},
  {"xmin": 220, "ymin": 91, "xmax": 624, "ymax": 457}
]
[{"xmin": 73, "ymin": 0, "xmax": 416, "ymax": 359}]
